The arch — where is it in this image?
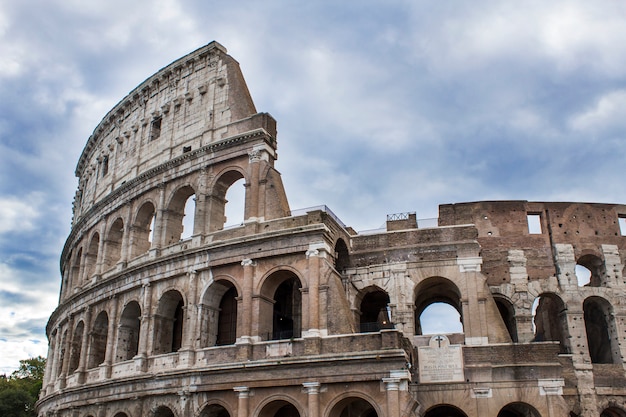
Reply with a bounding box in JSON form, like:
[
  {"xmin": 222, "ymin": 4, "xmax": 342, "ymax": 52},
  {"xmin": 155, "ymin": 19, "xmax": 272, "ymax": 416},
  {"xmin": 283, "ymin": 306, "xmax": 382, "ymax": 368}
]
[
  {"xmin": 532, "ymin": 293, "xmax": 570, "ymax": 353},
  {"xmin": 259, "ymin": 270, "xmax": 303, "ymax": 340},
  {"xmin": 210, "ymin": 169, "xmax": 246, "ymax": 232},
  {"xmin": 258, "ymin": 400, "xmax": 302, "ymax": 417},
  {"xmin": 199, "ymin": 403, "xmax": 232, "ymax": 417},
  {"xmin": 153, "ymin": 290, "xmax": 185, "ymax": 354},
  {"xmin": 130, "ymin": 201, "xmax": 156, "ymax": 258},
  {"xmin": 414, "ymin": 277, "xmax": 463, "ymax": 335},
  {"xmin": 103, "ymin": 218, "xmax": 124, "ymax": 270},
  {"xmin": 116, "ymin": 301, "xmax": 141, "ymax": 362},
  {"xmin": 163, "ymin": 185, "xmax": 196, "ymax": 245},
  {"xmin": 70, "ymin": 247, "xmax": 82, "ymax": 289},
  {"xmin": 357, "ymin": 287, "xmax": 392, "ymax": 333},
  {"xmin": 602, "ymin": 407, "xmax": 626, "ymax": 417},
  {"xmin": 577, "ymin": 253, "xmax": 606, "ymax": 287},
  {"xmin": 424, "ymin": 404, "xmax": 468, "ymax": 417},
  {"xmin": 153, "ymin": 405, "xmax": 176, "ymax": 417},
  {"xmin": 68, "ymin": 320, "xmax": 84, "ymax": 373},
  {"xmin": 87, "ymin": 311, "xmax": 108, "ymax": 368},
  {"xmin": 84, "ymin": 233, "xmax": 99, "ymax": 280},
  {"xmin": 334, "ymin": 238, "xmax": 350, "ymax": 272},
  {"xmin": 327, "ymin": 396, "xmax": 379, "ymax": 417},
  {"xmin": 584, "ymin": 296, "xmax": 619, "ymax": 364},
  {"xmin": 224, "ymin": 177, "xmax": 246, "ymax": 227},
  {"xmin": 199, "ymin": 279, "xmax": 239, "ymax": 347},
  {"xmin": 113, "ymin": 413, "xmax": 130, "ymax": 417},
  {"xmin": 494, "ymin": 295, "xmax": 518, "ymax": 342},
  {"xmin": 497, "ymin": 402, "xmax": 541, "ymax": 417}
]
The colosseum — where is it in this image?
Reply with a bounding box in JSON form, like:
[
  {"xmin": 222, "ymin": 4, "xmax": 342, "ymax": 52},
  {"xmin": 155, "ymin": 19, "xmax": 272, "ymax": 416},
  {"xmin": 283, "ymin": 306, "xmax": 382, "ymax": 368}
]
[{"xmin": 38, "ymin": 41, "xmax": 626, "ymax": 417}]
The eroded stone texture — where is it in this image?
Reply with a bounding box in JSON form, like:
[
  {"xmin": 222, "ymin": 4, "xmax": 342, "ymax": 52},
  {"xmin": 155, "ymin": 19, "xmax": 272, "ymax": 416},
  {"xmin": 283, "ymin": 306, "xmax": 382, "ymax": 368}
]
[{"xmin": 39, "ymin": 42, "xmax": 626, "ymax": 417}]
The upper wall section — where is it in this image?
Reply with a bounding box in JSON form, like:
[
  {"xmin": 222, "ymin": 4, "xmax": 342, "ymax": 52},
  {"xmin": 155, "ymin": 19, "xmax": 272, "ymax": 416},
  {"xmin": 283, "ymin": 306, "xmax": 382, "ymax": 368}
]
[
  {"xmin": 439, "ymin": 201, "xmax": 626, "ymax": 284},
  {"xmin": 72, "ymin": 41, "xmax": 265, "ymax": 222}
]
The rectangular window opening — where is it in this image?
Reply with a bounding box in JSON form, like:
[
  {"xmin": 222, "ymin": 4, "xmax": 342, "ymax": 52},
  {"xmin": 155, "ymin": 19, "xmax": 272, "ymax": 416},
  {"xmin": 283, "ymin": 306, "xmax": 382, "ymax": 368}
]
[
  {"xmin": 102, "ymin": 155, "xmax": 109, "ymax": 177},
  {"xmin": 527, "ymin": 213, "xmax": 542, "ymax": 234},
  {"xmin": 150, "ymin": 117, "xmax": 162, "ymax": 140},
  {"xmin": 619, "ymin": 215, "xmax": 626, "ymax": 236}
]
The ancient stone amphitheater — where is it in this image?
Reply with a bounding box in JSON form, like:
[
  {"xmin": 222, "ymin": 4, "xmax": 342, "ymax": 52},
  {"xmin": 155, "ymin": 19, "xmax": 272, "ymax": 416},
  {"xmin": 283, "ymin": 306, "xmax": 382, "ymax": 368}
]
[{"xmin": 38, "ymin": 42, "xmax": 626, "ymax": 417}]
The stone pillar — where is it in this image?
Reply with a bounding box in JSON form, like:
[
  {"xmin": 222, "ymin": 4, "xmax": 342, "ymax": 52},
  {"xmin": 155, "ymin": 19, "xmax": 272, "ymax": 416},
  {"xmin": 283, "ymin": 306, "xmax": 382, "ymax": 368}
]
[
  {"xmin": 103, "ymin": 296, "xmax": 118, "ymax": 378},
  {"xmin": 95, "ymin": 223, "xmax": 106, "ymax": 276},
  {"xmin": 382, "ymin": 377, "xmax": 400, "ymax": 417},
  {"xmin": 238, "ymin": 259, "xmax": 256, "ymax": 342},
  {"xmin": 136, "ymin": 282, "xmax": 153, "ymax": 371},
  {"xmin": 179, "ymin": 270, "xmax": 198, "ymax": 367},
  {"xmin": 194, "ymin": 167, "xmax": 210, "ymax": 236},
  {"xmin": 152, "ymin": 183, "xmax": 167, "ymax": 250},
  {"xmin": 602, "ymin": 244, "xmax": 623, "ymax": 287},
  {"xmin": 234, "ymin": 386, "xmax": 250, "ymax": 417},
  {"xmin": 305, "ymin": 244, "xmax": 324, "ymax": 337},
  {"xmin": 458, "ymin": 257, "xmax": 487, "ymax": 345},
  {"xmin": 77, "ymin": 307, "xmax": 91, "ymax": 383},
  {"xmin": 303, "ymin": 382, "xmax": 321, "ymax": 417},
  {"xmin": 119, "ymin": 203, "xmax": 132, "ymax": 264},
  {"xmin": 553, "ymin": 244, "xmax": 577, "ymax": 288},
  {"xmin": 245, "ymin": 150, "xmax": 262, "ymax": 220}
]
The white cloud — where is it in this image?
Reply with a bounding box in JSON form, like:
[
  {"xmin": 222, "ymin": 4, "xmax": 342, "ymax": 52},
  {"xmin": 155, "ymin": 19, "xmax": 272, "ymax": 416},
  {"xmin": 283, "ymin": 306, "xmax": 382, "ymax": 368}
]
[
  {"xmin": 569, "ymin": 89, "xmax": 626, "ymax": 133},
  {"xmin": 0, "ymin": 194, "xmax": 42, "ymax": 234}
]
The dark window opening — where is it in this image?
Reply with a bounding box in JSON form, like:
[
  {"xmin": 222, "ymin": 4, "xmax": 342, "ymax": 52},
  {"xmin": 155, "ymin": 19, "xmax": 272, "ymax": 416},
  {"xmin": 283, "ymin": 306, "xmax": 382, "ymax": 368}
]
[
  {"xmin": 272, "ymin": 278, "xmax": 302, "ymax": 340},
  {"xmin": 102, "ymin": 155, "xmax": 109, "ymax": 177},
  {"xmin": 216, "ymin": 287, "xmax": 238, "ymax": 345},
  {"xmin": 150, "ymin": 117, "xmax": 162, "ymax": 140},
  {"xmin": 359, "ymin": 290, "xmax": 392, "ymax": 333}
]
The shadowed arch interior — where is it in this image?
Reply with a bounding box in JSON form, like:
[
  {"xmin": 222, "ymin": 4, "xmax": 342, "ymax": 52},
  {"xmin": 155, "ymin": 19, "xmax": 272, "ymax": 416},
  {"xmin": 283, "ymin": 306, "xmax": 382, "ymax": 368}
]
[
  {"xmin": 116, "ymin": 301, "xmax": 141, "ymax": 362},
  {"xmin": 153, "ymin": 290, "xmax": 185, "ymax": 354},
  {"xmin": 328, "ymin": 397, "xmax": 378, "ymax": 417},
  {"xmin": 414, "ymin": 277, "xmax": 463, "ymax": 335},
  {"xmin": 131, "ymin": 201, "xmax": 156, "ymax": 258},
  {"xmin": 88, "ymin": 311, "xmax": 108, "ymax": 368},
  {"xmin": 200, "ymin": 280, "xmax": 239, "ymax": 347},
  {"xmin": 533, "ymin": 293, "xmax": 571, "ymax": 353},
  {"xmin": 259, "ymin": 270, "xmax": 302, "ymax": 340},
  {"xmin": 497, "ymin": 402, "xmax": 541, "ymax": 417},
  {"xmin": 584, "ymin": 296, "xmax": 618, "ymax": 364}
]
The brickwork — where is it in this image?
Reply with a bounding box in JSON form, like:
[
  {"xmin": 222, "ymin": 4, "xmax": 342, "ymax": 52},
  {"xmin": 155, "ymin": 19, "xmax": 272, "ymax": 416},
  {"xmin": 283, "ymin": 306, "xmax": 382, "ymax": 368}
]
[{"xmin": 38, "ymin": 43, "xmax": 626, "ymax": 417}]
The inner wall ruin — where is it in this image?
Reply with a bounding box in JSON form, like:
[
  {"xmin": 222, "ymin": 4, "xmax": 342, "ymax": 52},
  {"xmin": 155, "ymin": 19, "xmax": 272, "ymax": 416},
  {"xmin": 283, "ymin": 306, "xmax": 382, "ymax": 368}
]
[{"xmin": 38, "ymin": 41, "xmax": 626, "ymax": 417}]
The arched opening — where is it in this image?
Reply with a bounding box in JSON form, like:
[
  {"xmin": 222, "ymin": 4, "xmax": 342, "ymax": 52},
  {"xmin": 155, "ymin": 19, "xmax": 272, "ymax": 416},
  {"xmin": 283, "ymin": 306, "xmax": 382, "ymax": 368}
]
[
  {"xmin": 113, "ymin": 413, "xmax": 129, "ymax": 417},
  {"xmin": 217, "ymin": 286, "xmax": 238, "ymax": 345},
  {"xmin": 414, "ymin": 277, "xmax": 463, "ymax": 335},
  {"xmin": 358, "ymin": 288, "xmax": 392, "ymax": 333},
  {"xmin": 497, "ymin": 402, "xmax": 541, "ymax": 417},
  {"xmin": 153, "ymin": 406, "xmax": 176, "ymax": 417},
  {"xmin": 70, "ymin": 247, "xmax": 82, "ymax": 289},
  {"xmin": 68, "ymin": 321, "xmax": 84, "ymax": 374},
  {"xmin": 103, "ymin": 218, "xmax": 124, "ymax": 270},
  {"xmin": 181, "ymin": 194, "xmax": 195, "ymax": 240},
  {"xmin": 601, "ymin": 407, "xmax": 626, "ymax": 417},
  {"xmin": 258, "ymin": 400, "xmax": 301, "ymax": 417},
  {"xmin": 584, "ymin": 296, "xmax": 618, "ymax": 364},
  {"xmin": 131, "ymin": 201, "xmax": 155, "ymax": 258},
  {"xmin": 163, "ymin": 186, "xmax": 196, "ymax": 245},
  {"xmin": 153, "ymin": 290, "xmax": 185, "ymax": 354},
  {"xmin": 88, "ymin": 311, "xmax": 108, "ymax": 368},
  {"xmin": 259, "ymin": 271, "xmax": 302, "ymax": 340},
  {"xmin": 577, "ymin": 254, "xmax": 606, "ymax": 287},
  {"xmin": 84, "ymin": 233, "xmax": 99, "ymax": 280},
  {"xmin": 532, "ymin": 293, "xmax": 570, "ymax": 353},
  {"xmin": 424, "ymin": 404, "xmax": 468, "ymax": 417},
  {"xmin": 334, "ymin": 238, "xmax": 350, "ymax": 272},
  {"xmin": 200, "ymin": 404, "xmax": 231, "ymax": 417},
  {"xmin": 116, "ymin": 301, "xmax": 141, "ymax": 362},
  {"xmin": 200, "ymin": 280, "xmax": 239, "ymax": 347},
  {"xmin": 224, "ymin": 177, "xmax": 246, "ymax": 227},
  {"xmin": 495, "ymin": 297, "xmax": 518, "ymax": 342},
  {"xmin": 210, "ymin": 170, "xmax": 246, "ymax": 232},
  {"xmin": 329, "ymin": 397, "xmax": 378, "ymax": 417}
]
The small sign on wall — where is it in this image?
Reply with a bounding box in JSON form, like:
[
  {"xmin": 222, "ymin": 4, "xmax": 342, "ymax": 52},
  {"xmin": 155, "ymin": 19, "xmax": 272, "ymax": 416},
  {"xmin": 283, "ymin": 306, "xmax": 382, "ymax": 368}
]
[{"xmin": 418, "ymin": 335, "xmax": 465, "ymax": 383}]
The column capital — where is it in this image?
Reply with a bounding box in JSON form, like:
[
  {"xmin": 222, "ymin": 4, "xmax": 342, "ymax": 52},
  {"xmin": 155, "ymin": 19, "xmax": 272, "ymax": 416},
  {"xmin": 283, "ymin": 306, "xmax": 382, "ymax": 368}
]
[
  {"xmin": 382, "ymin": 377, "xmax": 400, "ymax": 391},
  {"xmin": 234, "ymin": 386, "xmax": 250, "ymax": 397},
  {"xmin": 303, "ymin": 382, "xmax": 321, "ymax": 394},
  {"xmin": 241, "ymin": 259, "xmax": 256, "ymax": 267}
]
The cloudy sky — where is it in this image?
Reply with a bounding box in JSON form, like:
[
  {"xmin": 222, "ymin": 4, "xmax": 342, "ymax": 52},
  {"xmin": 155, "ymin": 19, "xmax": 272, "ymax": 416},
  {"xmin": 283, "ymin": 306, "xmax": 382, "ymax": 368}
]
[{"xmin": 1, "ymin": 0, "xmax": 626, "ymax": 373}]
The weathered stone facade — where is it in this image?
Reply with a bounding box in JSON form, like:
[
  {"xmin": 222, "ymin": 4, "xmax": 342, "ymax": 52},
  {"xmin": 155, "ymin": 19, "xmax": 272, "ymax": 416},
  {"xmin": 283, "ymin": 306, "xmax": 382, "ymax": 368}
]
[{"xmin": 38, "ymin": 42, "xmax": 626, "ymax": 417}]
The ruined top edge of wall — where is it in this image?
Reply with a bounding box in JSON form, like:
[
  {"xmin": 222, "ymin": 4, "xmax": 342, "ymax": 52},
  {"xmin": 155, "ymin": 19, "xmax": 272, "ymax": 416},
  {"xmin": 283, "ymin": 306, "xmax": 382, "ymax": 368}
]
[{"xmin": 75, "ymin": 41, "xmax": 232, "ymax": 177}]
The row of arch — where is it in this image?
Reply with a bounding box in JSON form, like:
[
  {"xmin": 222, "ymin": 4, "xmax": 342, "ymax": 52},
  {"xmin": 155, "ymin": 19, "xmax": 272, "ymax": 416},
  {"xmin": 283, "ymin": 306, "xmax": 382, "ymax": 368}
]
[
  {"xmin": 65, "ymin": 171, "xmax": 246, "ymax": 294},
  {"xmin": 362, "ymin": 276, "xmax": 622, "ymax": 365},
  {"xmin": 79, "ymin": 399, "xmax": 604, "ymax": 417},
  {"xmin": 52, "ymin": 269, "xmax": 304, "ymax": 380}
]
